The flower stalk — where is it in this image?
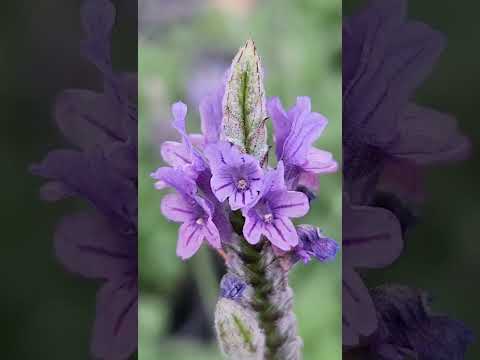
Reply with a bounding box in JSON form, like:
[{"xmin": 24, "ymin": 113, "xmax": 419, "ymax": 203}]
[
  {"xmin": 219, "ymin": 211, "xmax": 301, "ymax": 359},
  {"xmin": 151, "ymin": 38, "xmax": 338, "ymax": 359}
]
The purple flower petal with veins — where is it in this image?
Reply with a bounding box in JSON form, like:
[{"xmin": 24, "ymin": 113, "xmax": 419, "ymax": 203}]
[
  {"xmin": 268, "ymin": 96, "xmax": 337, "ymax": 189},
  {"xmin": 155, "ymin": 167, "xmax": 221, "ymax": 259},
  {"xmin": 242, "ymin": 162, "xmax": 309, "ymax": 250},
  {"xmin": 205, "ymin": 142, "xmax": 263, "ymax": 210}
]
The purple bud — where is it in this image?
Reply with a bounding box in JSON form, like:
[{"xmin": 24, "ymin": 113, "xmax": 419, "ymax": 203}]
[
  {"xmin": 294, "ymin": 224, "xmax": 339, "ymax": 264},
  {"xmin": 220, "ymin": 274, "xmax": 246, "ymax": 300}
]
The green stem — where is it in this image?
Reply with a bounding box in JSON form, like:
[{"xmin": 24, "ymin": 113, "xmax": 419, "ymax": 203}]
[{"xmin": 228, "ymin": 212, "xmax": 301, "ymax": 360}]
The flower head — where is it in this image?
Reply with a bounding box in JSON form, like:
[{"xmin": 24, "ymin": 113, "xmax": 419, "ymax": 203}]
[
  {"xmin": 242, "ymin": 162, "xmax": 309, "ymax": 250},
  {"xmin": 206, "ymin": 142, "xmax": 263, "ymax": 210},
  {"xmin": 152, "ymin": 40, "xmax": 337, "ymax": 265}
]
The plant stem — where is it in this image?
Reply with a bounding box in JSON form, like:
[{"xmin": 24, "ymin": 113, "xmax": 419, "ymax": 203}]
[{"xmin": 227, "ymin": 212, "xmax": 301, "ymax": 359}]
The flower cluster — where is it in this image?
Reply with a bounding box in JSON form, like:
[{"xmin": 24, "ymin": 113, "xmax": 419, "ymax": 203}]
[
  {"xmin": 151, "ymin": 57, "xmax": 338, "ymax": 261},
  {"xmin": 32, "ymin": 1, "xmax": 138, "ymax": 359}
]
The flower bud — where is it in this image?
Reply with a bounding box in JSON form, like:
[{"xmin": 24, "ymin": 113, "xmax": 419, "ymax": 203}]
[
  {"xmin": 222, "ymin": 39, "xmax": 268, "ymax": 161},
  {"xmin": 215, "ymin": 298, "xmax": 265, "ymax": 360},
  {"xmin": 294, "ymin": 224, "xmax": 339, "ymax": 264}
]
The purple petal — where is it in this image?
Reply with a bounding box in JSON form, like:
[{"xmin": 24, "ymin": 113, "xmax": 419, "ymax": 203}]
[
  {"xmin": 91, "ymin": 278, "xmax": 137, "ymax": 360},
  {"xmin": 193, "ymin": 194, "xmax": 215, "ymax": 218},
  {"xmin": 81, "ymin": 0, "xmax": 115, "ymax": 72},
  {"xmin": 204, "ymin": 142, "xmax": 237, "ymax": 169},
  {"xmin": 82, "ymin": 0, "xmax": 115, "ymax": 39},
  {"xmin": 268, "ymin": 97, "xmax": 290, "ymax": 159},
  {"xmin": 228, "ymin": 188, "xmax": 259, "ymax": 211},
  {"xmin": 39, "ymin": 181, "xmax": 73, "ymax": 201},
  {"xmin": 287, "ymin": 96, "xmax": 312, "ymax": 120},
  {"xmin": 55, "ymin": 212, "xmax": 133, "ymax": 279},
  {"xmin": 31, "ymin": 149, "xmax": 136, "ymax": 228},
  {"xmin": 303, "ymin": 148, "xmax": 338, "ymax": 174},
  {"xmin": 161, "ymin": 193, "xmax": 196, "ymax": 222},
  {"xmin": 199, "ymin": 84, "xmax": 224, "ymax": 144},
  {"xmin": 342, "ymin": 266, "xmax": 378, "ymax": 346},
  {"xmin": 386, "ymin": 104, "xmax": 471, "ymax": 164},
  {"xmin": 263, "ymin": 218, "xmax": 296, "ymax": 250},
  {"xmin": 177, "ymin": 222, "xmax": 204, "ymax": 260},
  {"xmin": 262, "ymin": 161, "xmax": 287, "ymax": 195},
  {"xmin": 282, "ymin": 111, "xmax": 328, "ymax": 165},
  {"xmin": 150, "ymin": 167, "xmax": 197, "ymax": 196},
  {"xmin": 55, "ymin": 89, "xmax": 126, "ymax": 150},
  {"xmin": 160, "ymin": 141, "xmax": 192, "ymax": 167},
  {"xmin": 270, "ymin": 191, "xmax": 309, "ymax": 218},
  {"xmin": 212, "ymin": 203, "xmax": 233, "ymax": 243},
  {"xmin": 210, "ymin": 165, "xmax": 235, "ymax": 202},
  {"xmin": 343, "ymin": 201, "xmax": 403, "ymax": 268},
  {"xmin": 311, "ymin": 234, "xmax": 339, "ymax": 262},
  {"xmin": 243, "ymin": 213, "xmax": 263, "ymax": 245},
  {"xmin": 202, "ymin": 218, "xmax": 221, "ymax": 249},
  {"xmin": 171, "ymin": 101, "xmax": 194, "ymax": 153}
]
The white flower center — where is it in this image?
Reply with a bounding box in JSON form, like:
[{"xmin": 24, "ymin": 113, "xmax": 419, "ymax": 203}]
[
  {"xmin": 263, "ymin": 213, "xmax": 274, "ymax": 223},
  {"xmin": 236, "ymin": 178, "xmax": 248, "ymax": 191},
  {"xmin": 196, "ymin": 218, "xmax": 205, "ymax": 225}
]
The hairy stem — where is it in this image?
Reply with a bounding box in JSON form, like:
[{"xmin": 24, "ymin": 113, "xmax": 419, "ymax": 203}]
[{"xmin": 226, "ymin": 213, "xmax": 301, "ymax": 359}]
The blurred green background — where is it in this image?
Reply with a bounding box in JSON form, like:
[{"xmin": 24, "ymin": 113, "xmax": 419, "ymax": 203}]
[{"xmin": 139, "ymin": 0, "xmax": 341, "ymax": 359}]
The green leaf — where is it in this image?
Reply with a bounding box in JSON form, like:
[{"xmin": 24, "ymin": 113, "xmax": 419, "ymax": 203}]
[{"xmin": 222, "ymin": 39, "xmax": 268, "ymax": 161}]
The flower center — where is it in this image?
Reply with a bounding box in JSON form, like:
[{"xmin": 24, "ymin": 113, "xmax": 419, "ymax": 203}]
[
  {"xmin": 236, "ymin": 178, "xmax": 248, "ymax": 191},
  {"xmin": 263, "ymin": 213, "xmax": 274, "ymax": 223},
  {"xmin": 196, "ymin": 218, "xmax": 205, "ymax": 225}
]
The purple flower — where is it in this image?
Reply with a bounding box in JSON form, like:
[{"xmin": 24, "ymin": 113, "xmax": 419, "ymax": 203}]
[
  {"xmin": 370, "ymin": 285, "xmax": 474, "ymax": 360},
  {"xmin": 205, "ymin": 142, "xmax": 263, "ymax": 210},
  {"xmin": 242, "ymin": 162, "xmax": 309, "ymax": 250},
  {"xmin": 160, "ymin": 82, "xmax": 225, "ymax": 176},
  {"xmin": 268, "ymin": 96, "xmax": 337, "ymax": 189},
  {"xmin": 343, "ymin": 0, "xmax": 469, "ymax": 194},
  {"xmin": 219, "ymin": 274, "xmax": 246, "ymax": 300},
  {"xmin": 293, "ymin": 224, "xmax": 339, "ymax": 264},
  {"xmin": 159, "ymin": 102, "xmax": 205, "ymax": 184},
  {"xmin": 152, "ymin": 167, "xmax": 221, "ymax": 259},
  {"xmin": 342, "ymin": 196, "xmax": 403, "ymax": 347}
]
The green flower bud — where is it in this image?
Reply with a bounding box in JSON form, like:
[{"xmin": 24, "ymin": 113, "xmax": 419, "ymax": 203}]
[{"xmin": 215, "ymin": 298, "xmax": 265, "ymax": 360}]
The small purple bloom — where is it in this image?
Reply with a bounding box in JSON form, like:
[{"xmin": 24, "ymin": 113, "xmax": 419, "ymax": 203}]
[
  {"xmin": 152, "ymin": 167, "xmax": 221, "ymax": 259},
  {"xmin": 268, "ymin": 96, "xmax": 337, "ymax": 189},
  {"xmin": 159, "ymin": 102, "xmax": 205, "ymax": 185},
  {"xmin": 206, "ymin": 142, "xmax": 263, "ymax": 210},
  {"xmin": 294, "ymin": 224, "xmax": 339, "ymax": 264},
  {"xmin": 242, "ymin": 162, "xmax": 309, "ymax": 250},
  {"xmin": 219, "ymin": 274, "xmax": 246, "ymax": 300}
]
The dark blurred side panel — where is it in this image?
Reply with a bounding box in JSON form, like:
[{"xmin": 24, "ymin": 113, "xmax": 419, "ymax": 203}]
[{"xmin": 343, "ymin": 0, "xmax": 478, "ymax": 358}]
